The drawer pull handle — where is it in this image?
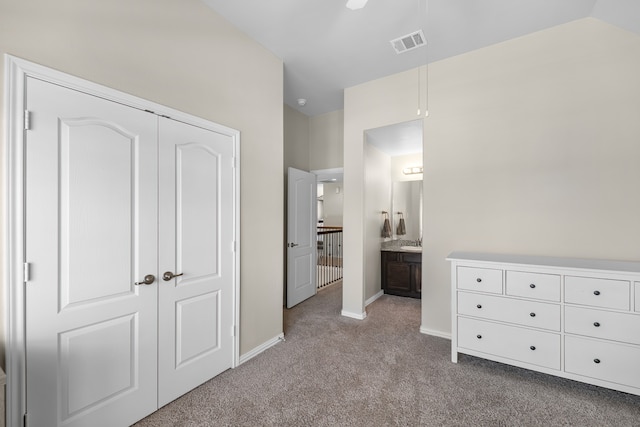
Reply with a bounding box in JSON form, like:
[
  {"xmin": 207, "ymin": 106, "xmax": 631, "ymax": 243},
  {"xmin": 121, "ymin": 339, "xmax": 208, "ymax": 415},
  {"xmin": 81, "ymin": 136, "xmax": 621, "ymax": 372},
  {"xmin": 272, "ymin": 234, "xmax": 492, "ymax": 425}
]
[
  {"xmin": 594, "ymin": 358, "xmax": 601, "ymax": 364},
  {"xmin": 529, "ymin": 284, "xmax": 536, "ymax": 289},
  {"xmin": 594, "ymin": 322, "xmax": 600, "ymax": 327},
  {"xmin": 476, "ymin": 304, "xmax": 482, "ymax": 309},
  {"xmin": 594, "ymin": 290, "xmax": 601, "ymax": 296},
  {"xmin": 529, "ymin": 312, "xmax": 536, "ymax": 317},
  {"xmin": 476, "ymin": 335, "xmax": 482, "ymax": 339},
  {"xmin": 530, "ymin": 346, "xmax": 536, "ymax": 351},
  {"xmin": 476, "ymin": 278, "xmax": 482, "ymax": 283}
]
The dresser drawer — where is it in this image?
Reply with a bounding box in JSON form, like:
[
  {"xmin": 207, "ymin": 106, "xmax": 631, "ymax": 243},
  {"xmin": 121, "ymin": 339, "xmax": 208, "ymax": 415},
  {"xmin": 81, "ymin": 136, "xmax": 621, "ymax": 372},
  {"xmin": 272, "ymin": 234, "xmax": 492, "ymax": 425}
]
[
  {"xmin": 457, "ymin": 317, "xmax": 560, "ymax": 370},
  {"xmin": 506, "ymin": 271, "xmax": 560, "ymax": 302},
  {"xmin": 457, "ymin": 267, "xmax": 502, "ymax": 294},
  {"xmin": 458, "ymin": 292, "xmax": 560, "ymax": 331},
  {"xmin": 635, "ymin": 282, "xmax": 640, "ymax": 312},
  {"xmin": 565, "ymin": 306, "xmax": 640, "ymax": 345},
  {"xmin": 564, "ymin": 276, "xmax": 630, "ymax": 310},
  {"xmin": 565, "ymin": 335, "xmax": 640, "ymax": 390}
]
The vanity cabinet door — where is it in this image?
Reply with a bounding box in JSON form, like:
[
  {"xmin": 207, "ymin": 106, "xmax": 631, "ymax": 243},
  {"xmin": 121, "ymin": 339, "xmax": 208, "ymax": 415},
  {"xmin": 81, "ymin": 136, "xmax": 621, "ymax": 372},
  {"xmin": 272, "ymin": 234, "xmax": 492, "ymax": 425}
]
[
  {"xmin": 413, "ymin": 263, "xmax": 422, "ymax": 294},
  {"xmin": 386, "ymin": 260, "xmax": 412, "ymax": 292},
  {"xmin": 381, "ymin": 251, "xmax": 421, "ymax": 298}
]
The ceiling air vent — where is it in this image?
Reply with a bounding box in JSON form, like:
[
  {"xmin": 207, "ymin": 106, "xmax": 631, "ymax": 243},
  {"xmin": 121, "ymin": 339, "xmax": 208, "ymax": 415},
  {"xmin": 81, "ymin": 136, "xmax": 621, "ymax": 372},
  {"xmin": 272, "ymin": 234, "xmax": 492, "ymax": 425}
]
[{"xmin": 390, "ymin": 30, "xmax": 426, "ymax": 54}]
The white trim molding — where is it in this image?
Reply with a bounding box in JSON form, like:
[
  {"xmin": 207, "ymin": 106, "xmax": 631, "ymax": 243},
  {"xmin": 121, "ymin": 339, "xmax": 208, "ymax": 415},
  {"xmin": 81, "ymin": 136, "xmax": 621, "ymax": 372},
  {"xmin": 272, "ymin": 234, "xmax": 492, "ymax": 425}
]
[
  {"xmin": 238, "ymin": 333, "xmax": 285, "ymax": 365},
  {"xmin": 420, "ymin": 326, "xmax": 452, "ymax": 340},
  {"xmin": 3, "ymin": 54, "xmax": 242, "ymax": 426},
  {"xmin": 365, "ymin": 290, "xmax": 384, "ymax": 307},
  {"xmin": 341, "ymin": 309, "xmax": 367, "ymax": 320},
  {"xmin": 4, "ymin": 54, "xmax": 28, "ymax": 427}
]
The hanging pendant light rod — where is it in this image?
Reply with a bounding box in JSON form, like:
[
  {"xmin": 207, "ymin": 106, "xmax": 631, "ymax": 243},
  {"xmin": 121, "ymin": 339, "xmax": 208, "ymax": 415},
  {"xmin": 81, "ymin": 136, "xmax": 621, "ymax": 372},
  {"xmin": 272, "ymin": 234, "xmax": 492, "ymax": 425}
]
[{"xmin": 424, "ymin": 0, "xmax": 430, "ymax": 117}]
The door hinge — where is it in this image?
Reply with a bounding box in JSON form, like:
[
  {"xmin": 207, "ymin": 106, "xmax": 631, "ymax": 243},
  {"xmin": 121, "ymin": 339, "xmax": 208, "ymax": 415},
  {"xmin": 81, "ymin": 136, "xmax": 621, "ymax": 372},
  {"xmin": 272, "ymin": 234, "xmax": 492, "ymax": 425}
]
[
  {"xmin": 232, "ymin": 325, "xmax": 236, "ymax": 337},
  {"xmin": 24, "ymin": 262, "xmax": 31, "ymax": 282},
  {"xmin": 232, "ymin": 157, "xmax": 237, "ymax": 169},
  {"xmin": 24, "ymin": 110, "xmax": 31, "ymax": 130},
  {"xmin": 232, "ymin": 241, "xmax": 237, "ymax": 252}
]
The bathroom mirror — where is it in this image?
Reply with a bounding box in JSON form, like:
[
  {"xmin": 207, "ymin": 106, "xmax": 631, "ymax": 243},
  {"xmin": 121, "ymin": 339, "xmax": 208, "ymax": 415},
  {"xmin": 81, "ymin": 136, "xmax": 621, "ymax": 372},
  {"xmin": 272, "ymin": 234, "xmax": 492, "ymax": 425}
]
[{"xmin": 392, "ymin": 180, "xmax": 423, "ymax": 240}]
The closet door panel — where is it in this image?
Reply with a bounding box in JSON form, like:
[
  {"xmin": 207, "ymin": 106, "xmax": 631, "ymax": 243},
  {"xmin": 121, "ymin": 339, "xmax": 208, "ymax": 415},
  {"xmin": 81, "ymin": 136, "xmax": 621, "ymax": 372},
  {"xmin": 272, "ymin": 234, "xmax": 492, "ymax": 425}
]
[
  {"xmin": 158, "ymin": 118, "xmax": 235, "ymax": 406},
  {"xmin": 176, "ymin": 142, "xmax": 220, "ymax": 281},
  {"xmin": 60, "ymin": 118, "xmax": 135, "ymax": 306},
  {"xmin": 25, "ymin": 77, "xmax": 158, "ymax": 427}
]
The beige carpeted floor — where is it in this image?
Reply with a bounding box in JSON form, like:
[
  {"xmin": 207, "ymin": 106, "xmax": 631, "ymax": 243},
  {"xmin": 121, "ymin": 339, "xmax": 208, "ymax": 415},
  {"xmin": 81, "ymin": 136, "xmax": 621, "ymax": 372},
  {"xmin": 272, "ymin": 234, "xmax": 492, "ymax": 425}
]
[{"xmin": 135, "ymin": 282, "xmax": 640, "ymax": 426}]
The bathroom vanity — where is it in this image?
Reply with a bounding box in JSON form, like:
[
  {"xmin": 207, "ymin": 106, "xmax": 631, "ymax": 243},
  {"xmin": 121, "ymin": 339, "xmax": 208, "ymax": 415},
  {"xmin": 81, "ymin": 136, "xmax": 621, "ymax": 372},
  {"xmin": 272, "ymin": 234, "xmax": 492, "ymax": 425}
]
[
  {"xmin": 381, "ymin": 243, "xmax": 422, "ymax": 298},
  {"xmin": 448, "ymin": 251, "xmax": 640, "ymax": 397}
]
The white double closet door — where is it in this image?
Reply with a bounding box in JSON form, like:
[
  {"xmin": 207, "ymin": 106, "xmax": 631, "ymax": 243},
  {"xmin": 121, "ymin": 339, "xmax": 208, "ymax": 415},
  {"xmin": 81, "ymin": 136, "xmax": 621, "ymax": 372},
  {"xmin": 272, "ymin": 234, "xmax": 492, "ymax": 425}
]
[{"xmin": 25, "ymin": 77, "xmax": 234, "ymax": 426}]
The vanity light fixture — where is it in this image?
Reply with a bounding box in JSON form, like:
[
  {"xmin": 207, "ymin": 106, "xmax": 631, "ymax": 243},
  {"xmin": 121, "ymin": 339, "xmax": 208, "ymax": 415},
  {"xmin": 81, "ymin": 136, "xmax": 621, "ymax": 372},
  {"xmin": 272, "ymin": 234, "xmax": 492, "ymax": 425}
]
[
  {"xmin": 403, "ymin": 166, "xmax": 423, "ymax": 175},
  {"xmin": 346, "ymin": 0, "xmax": 368, "ymax": 10}
]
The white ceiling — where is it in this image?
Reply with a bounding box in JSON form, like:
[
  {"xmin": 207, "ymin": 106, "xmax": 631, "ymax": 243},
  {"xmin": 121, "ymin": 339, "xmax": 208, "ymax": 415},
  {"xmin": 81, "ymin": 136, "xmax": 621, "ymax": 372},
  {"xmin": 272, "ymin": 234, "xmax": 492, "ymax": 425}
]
[{"xmin": 202, "ymin": 0, "xmax": 640, "ymax": 117}]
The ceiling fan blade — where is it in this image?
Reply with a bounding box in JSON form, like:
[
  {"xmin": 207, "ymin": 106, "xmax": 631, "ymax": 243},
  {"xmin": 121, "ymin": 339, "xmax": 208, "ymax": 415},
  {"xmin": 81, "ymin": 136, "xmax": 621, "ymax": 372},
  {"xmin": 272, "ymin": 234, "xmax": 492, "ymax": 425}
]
[{"xmin": 346, "ymin": 0, "xmax": 369, "ymax": 10}]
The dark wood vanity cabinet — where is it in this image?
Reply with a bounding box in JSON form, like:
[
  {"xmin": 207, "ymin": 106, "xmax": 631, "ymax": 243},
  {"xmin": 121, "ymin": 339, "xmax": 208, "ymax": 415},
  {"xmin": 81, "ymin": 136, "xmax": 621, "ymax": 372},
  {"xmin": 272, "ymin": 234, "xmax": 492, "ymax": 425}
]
[{"xmin": 381, "ymin": 251, "xmax": 421, "ymax": 298}]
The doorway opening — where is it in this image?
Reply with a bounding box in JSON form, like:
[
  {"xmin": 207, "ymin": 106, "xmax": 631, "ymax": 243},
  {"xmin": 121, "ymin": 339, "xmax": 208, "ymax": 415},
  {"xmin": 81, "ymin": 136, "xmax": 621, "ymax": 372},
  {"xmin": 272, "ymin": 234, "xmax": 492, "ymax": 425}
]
[
  {"xmin": 363, "ymin": 119, "xmax": 424, "ymax": 305},
  {"xmin": 314, "ymin": 168, "xmax": 344, "ymax": 291}
]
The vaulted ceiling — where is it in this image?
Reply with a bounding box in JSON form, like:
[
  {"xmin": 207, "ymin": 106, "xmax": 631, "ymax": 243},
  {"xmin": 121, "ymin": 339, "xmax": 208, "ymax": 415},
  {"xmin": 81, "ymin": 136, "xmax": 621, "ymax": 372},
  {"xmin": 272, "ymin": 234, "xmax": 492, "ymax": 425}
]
[{"xmin": 202, "ymin": 0, "xmax": 640, "ymax": 117}]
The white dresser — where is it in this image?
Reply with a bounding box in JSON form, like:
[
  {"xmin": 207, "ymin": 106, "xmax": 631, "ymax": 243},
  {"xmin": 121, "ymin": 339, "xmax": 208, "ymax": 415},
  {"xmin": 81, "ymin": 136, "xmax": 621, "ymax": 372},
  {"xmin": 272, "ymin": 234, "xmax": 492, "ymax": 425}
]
[{"xmin": 448, "ymin": 252, "xmax": 640, "ymax": 396}]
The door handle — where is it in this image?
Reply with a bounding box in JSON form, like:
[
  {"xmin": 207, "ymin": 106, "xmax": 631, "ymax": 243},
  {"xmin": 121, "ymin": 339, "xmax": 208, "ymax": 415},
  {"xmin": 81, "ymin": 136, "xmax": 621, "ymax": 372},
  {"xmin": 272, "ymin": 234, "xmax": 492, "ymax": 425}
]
[
  {"xmin": 135, "ymin": 274, "xmax": 155, "ymax": 286},
  {"xmin": 289, "ymin": 243, "xmax": 299, "ymax": 248},
  {"xmin": 163, "ymin": 271, "xmax": 184, "ymax": 281}
]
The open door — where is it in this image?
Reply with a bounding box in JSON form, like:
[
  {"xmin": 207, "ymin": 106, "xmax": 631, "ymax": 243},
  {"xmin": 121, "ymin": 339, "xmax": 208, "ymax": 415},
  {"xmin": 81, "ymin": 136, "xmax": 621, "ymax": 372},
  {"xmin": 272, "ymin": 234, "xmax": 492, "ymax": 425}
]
[{"xmin": 286, "ymin": 167, "xmax": 317, "ymax": 308}]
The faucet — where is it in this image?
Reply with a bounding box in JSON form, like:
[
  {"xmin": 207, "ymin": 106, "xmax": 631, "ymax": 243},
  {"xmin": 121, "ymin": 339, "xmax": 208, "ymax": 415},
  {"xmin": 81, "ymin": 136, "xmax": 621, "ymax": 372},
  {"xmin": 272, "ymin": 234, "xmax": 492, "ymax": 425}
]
[{"xmin": 416, "ymin": 237, "xmax": 422, "ymax": 247}]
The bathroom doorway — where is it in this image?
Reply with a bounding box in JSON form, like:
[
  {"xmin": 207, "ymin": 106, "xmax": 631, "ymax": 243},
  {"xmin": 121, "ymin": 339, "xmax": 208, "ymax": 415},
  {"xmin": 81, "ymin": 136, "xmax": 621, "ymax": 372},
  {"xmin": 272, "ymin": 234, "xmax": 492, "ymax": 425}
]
[{"xmin": 363, "ymin": 119, "xmax": 424, "ymax": 304}]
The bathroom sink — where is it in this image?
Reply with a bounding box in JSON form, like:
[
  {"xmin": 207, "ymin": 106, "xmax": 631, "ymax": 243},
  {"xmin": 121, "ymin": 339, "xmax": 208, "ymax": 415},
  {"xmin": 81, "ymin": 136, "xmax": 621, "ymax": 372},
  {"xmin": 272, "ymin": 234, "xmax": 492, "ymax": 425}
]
[{"xmin": 400, "ymin": 246, "xmax": 422, "ymax": 252}]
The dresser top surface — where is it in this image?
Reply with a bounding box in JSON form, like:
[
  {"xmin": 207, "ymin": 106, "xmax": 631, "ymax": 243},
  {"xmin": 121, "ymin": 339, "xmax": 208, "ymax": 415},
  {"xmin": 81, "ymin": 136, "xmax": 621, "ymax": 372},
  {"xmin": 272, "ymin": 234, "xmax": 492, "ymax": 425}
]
[{"xmin": 447, "ymin": 251, "xmax": 640, "ymax": 274}]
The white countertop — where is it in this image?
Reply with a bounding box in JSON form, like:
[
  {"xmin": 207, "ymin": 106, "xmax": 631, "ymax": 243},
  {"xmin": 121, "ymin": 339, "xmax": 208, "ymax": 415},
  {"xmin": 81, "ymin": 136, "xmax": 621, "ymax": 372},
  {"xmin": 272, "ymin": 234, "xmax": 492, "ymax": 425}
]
[{"xmin": 447, "ymin": 251, "xmax": 640, "ymax": 274}]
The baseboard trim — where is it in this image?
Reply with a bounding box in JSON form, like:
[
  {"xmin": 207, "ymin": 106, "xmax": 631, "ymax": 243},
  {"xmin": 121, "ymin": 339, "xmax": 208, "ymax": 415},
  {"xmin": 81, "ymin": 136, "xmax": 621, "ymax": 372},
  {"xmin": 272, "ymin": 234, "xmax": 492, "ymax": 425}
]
[
  {"xmin": 420, "ymin": 326, "xmax": 451, "ymax": 340},
  {"xmin": 341, "ymin": 309, "xmax": 367, "ymax": 320},
  {"xmin": 365, "ymin": 290, "xmax": 384, "ymax": 307},
  {"xmin": 238, "ymin": 333, "xmax": 285, "ymax": 365}
]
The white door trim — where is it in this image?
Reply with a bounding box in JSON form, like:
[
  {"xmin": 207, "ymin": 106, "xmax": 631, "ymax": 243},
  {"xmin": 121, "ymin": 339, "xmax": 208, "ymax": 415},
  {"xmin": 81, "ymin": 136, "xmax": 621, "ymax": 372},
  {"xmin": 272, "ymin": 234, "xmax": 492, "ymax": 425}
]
[{"xmin": 3, "ymin": 54, "xmax": 241, "ymax": 426}]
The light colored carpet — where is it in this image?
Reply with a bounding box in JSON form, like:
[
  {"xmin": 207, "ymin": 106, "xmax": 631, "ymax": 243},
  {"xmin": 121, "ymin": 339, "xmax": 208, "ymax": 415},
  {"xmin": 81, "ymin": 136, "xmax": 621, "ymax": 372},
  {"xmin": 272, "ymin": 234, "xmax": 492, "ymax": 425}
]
[{"xmin": 135, "ymin": 282, "xmax": 640, "ymax": 426}]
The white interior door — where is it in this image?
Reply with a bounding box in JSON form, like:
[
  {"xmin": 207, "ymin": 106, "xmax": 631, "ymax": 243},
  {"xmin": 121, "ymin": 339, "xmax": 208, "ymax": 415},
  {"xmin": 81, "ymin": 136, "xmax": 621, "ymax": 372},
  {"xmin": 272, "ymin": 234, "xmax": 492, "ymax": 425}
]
[
  {"xmin": 287, "ymin": 168, "xmax": 317, "ymax": 308},
  {"xmin": 25, "ymin": 77, "xmax": 159, "ymax": 426},
  {"xmin": 157, "ymin": 118, "xmax": 235, "ymax": 406}
]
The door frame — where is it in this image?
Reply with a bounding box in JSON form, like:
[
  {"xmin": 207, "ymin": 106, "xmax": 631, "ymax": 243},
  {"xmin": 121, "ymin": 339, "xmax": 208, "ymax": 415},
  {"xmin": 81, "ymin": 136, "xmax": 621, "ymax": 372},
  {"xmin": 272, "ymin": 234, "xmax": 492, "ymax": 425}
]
[{"xmin": 3, "ymin": 55, "xmax": 241, "ymax": 426}]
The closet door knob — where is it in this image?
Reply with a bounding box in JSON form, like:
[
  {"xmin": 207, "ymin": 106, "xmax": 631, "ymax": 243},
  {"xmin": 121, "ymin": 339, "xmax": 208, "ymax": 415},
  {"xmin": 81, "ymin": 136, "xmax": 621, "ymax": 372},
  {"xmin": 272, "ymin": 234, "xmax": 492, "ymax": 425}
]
[
  {"xmin": 530, "ymin": 312, "xmax": 536, "ymax": 317},
  {"xmin": 135, "ymin": 274, "xmax": 155, "ymax": 286},
  {"xmin": 163, "ymin": 271, "xmax": 184, "ymax": 281},
  {"xmin": 594, "ymin": 322, "xmax": 600, "ymax": 327},
  {"xmin": 476, "ymin": 278, "xmax": 482, "ymax": 283},
  {"xmin": 594, "ymin": 290, "xmax": 601, "ymax": 296},
  {"xmin": 529, "ymin": 284, "xmax": 536, "ymax": 289},
  {"xmin": 530, "ymin": 346, "xmax": 536, "ymax": 351},
  {"xmin": 476, "ymin": 304, "xmax": 482, "ymax": 309},
  {"xmin": 594, "ymin": 358, "xmax": 601, "ymax": 364},
  {"xmin": 476, "ymin": 335, "xmax": 482, "ymax": 339}
]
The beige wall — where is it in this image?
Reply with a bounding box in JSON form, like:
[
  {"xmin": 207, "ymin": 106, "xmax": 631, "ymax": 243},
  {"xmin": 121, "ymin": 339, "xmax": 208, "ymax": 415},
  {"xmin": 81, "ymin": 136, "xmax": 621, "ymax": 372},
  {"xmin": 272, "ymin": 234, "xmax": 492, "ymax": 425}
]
[
  {"xmin": 0, "ymin": 0, "xmax": 284, "ymax": 357},
  {"xmin": 321, "ymin": 183, "xmax": 344, "ymax": 227},
  {"xmin": 309, "ymin": 109, "xmax": 344, "ymax": 170},
  {"xmin": 344, "ymin": 18, "xmax": 640, "ymax": 335},
  {"xmin": 284, "ymin": 104, "xmax": 310, "ymax": 172},
  {"xmin": 343, "ymin": 65, "xmax": 424, "ymax": 317}
]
